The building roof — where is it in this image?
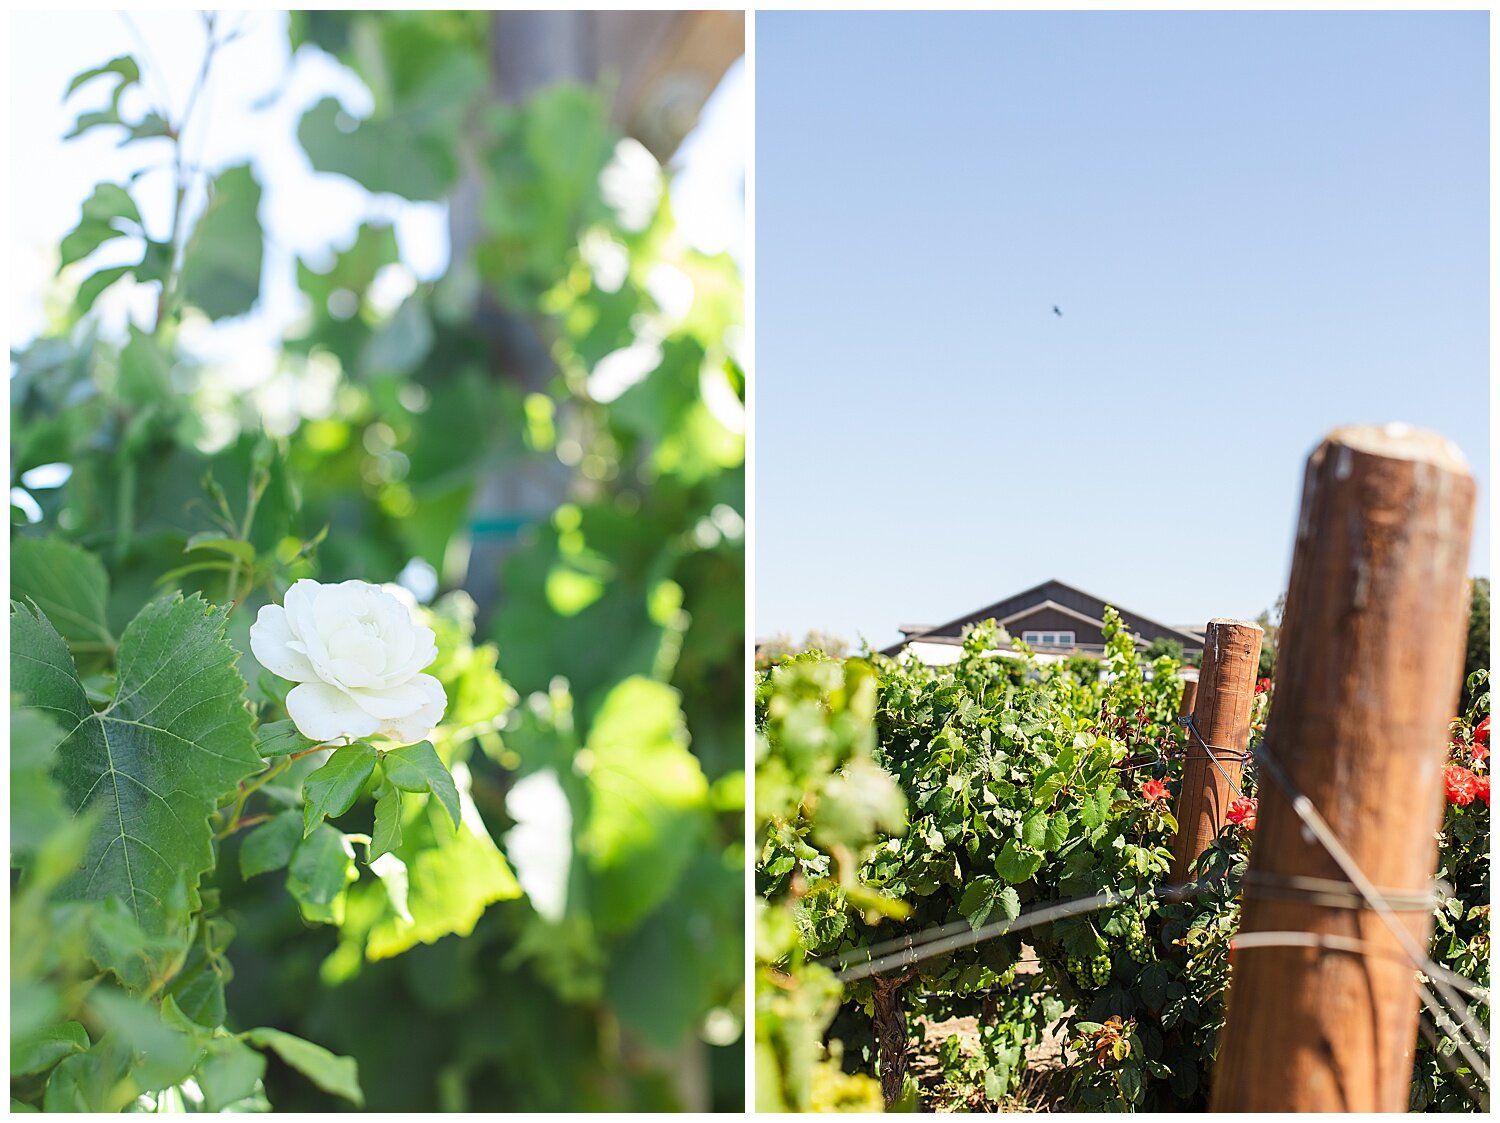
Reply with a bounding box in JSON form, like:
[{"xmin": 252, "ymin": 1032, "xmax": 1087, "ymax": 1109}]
[{"xmin": 881, "ymin": 578, "xmax": 1204, "ymax": 658}]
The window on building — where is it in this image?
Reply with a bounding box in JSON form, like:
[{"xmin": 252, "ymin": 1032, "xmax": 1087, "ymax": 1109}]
[{"xmin": 1022, "ymin": 630, "xmax": 1075, "ymax": 647}]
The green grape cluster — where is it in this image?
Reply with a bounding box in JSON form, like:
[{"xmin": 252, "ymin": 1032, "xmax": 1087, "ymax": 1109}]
[
  {"xmin": 1124, "ymin": 917, "xmax": 1152, "ymax": 964},
  {"xmin": 1064, "ymin": 953, "xmax": 1112, "ymax": 988}
]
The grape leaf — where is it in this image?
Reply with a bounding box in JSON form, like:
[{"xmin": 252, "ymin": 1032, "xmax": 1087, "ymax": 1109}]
[
  {"xmin": 179, "ymin": 165, "xmax": 263, "ymax": 320},
  {"xmin": 11, "ymin": 538, "xmax": 113, "ymax": 652},
  {"xmin": 583, "ymin": 677, "xmax": 710, "ymax": 934},
  {"xmin": 10, "ymin": 595, "xmax": 259, "ymax": 933},
  {"xmin": 995, "ymin": 840, "xmax": 1044, "ymax": 884},
  {"xmin": 958, "ymin": 877, "xmax": 1022, "ymax": 933}
]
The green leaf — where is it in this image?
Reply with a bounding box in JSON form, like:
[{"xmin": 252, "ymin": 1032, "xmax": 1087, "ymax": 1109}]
[
  {"xmin": 197, "ymin": 1035, "xmax": 266, "ymax": 1112},
  {"xmin": 1032, "ymin": 767, "xmax": 1065, "ymax": 807},
  {"xmin": 1044, "ymin": 809, "xmax": 1072, "ymax": 851},
  {"xmin": 184, "ymin": 532, "xmax": 256, "ymax": 565},
  {"xmin": 296, "ymin": 52, "xmax": 481, "ymax": 202},
  {"xmin": 811, "ymin": 756, "xmax": 906, "ymax": 852},
  {"xmin": 381, "ymin": 741, "xmax": 459, "ymax": 827},
  {"xmin": 583, "ymin": 677, "xmax": 711, "ymax": 933},
  {"xmin": 117, "ymin": 326, "xmax": 173, "ymax": 409},
  {"xmin": 75, "ymin": 265, "xmax": 133, "ymax": 315},
  {"xmin": 179, "ymin": 164, "xmax": 263, "ymax": 320},
  {"xmin": 605, "ymin": 847, "xmax": 744, "ymax": 1050},
  {"xmin": 11, "ymin": 537, "xmax": 113, "ymax": 650},
  {"xmin": 996, "ymin": 840, "xmax": 1044, "ymax": 884},
  {"xmin": 239, "ymin": 810, "xmax": 302, "ymax": 879},
  {"xmin": 11, "ymin": 1021, "xmax": 89, "ymax": 1077},
  {"xmin": 958, "ymin": 878, "xmax": 1020, "ymax": 932},
  {"xmin": 59, "ymin": 183, "xmax": 141, "ymax": 266},
  {"xmin": 370, "ymin": 787, "xmax": 402, "ymax": 861},
  {"xmin": 365, "ymin": 767, "xmax": 521, "ymax": 959},
  {"xmin": 87, "ymin": 991, "xmax": 204, "ymax": 1093},
  {"xmin": 287, "ymin": 824, "xmax": 355, "ymax": 924},
  {"xmin": 1078, "ymin": 784, "xmax": 1109, "ymax": 829},
  {"xmin": 255, "ymin": 718, "xmax": 316, "ymax": 759},
  {"xmin": 10, "ymin": 595, "xmax": 259, "ymax": 932},
  {"xmin": 1020, "ymin": 809, "xmax": 1049, "ymax": 849},
  {"xmin": 162, "ymin": 916, "xmax": 234, "ymax": 1027},
  {"xmin": 66, "ymin": 55, "xmax": 140, "ymax": 97},
  {"xmin": 302, "ymin": 743, "xmax": 379, "ymax": 836},
  {"xmin": 44, "ymin": 1044, "xmax": 131, "ymax": 1112},
  {"xmin": 994, "ymin": 885, "xmax": 1022, "ymax": 925},
  {"xmin": 245, "ymin": 1027, "xmax": 362, "ymax": 1106},
  {"xmin": 10, "ymin": 704, "xmax": 74, "ymax": 858}
]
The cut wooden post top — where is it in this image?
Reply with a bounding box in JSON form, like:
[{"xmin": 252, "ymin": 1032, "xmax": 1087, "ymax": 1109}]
[{"xmin": 1318, "ymin": 422, "xmax": 1470, "ymax": 472}]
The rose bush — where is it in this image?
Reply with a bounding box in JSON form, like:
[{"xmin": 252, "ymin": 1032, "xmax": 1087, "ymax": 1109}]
[{"xmin": 251, "ymin": 579, "xmax": 446, "ymax": 746}]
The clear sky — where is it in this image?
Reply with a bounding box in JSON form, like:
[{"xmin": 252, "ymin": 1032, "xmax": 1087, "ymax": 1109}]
[{"xmin": 755, "ymin": 10, "xmax": 1490, "ymax": 649}]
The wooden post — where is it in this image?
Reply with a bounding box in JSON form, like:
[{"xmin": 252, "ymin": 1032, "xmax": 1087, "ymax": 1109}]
[
  {"xmin": 1176, "ymin": 666, "xmax": 1199, "ymax": 739},
  {"xmin": 1213, "ymin": 425, "xmax": 1476, "ymax": 1112},
  {"xmin": 1169, "ymin": 622, "xmax": 1262, "ymax": 883}
]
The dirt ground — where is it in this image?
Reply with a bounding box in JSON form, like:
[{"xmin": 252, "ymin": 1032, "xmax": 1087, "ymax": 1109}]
[{"xmin": 907, "ymin": 947, "xmax": 1072, "ymax": 1113}]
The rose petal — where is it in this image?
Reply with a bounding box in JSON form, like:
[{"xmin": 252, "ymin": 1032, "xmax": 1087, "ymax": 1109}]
[
  {"xmin": 377, "ymin": 624, "xmax": 439, "ymax": 686},
  {"xmin": 286, "ymin": 680, "xmax": 381, "ymax": 743},
  {"xmin": 284, "ymin": 579, "xmax": 333, "ymax": 675},
  {"xmin": 349, "ymin": 673, "xmax": 447, "ymax": 722},
  {"xmin": 248, "ymin": 604, "xmax": 318, "ymax": 683},
  {"xmin": 375, "ymin": 676, "xmax": 448, "ymax": 745}
]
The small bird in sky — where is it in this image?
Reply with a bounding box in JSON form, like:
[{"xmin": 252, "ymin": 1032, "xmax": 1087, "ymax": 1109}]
[{"xmin": 1052, "ymin": 305, "xmax": 1063, "ymax": 317}]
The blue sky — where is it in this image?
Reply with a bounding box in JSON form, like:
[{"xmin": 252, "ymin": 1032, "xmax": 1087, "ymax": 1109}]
[{"xmin": 755, "ymin": 10, "xmax": 1490, "ymax": 648}]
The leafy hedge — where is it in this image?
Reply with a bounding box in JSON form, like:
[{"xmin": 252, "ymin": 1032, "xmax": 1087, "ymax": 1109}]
[{"xmin": 755, "ymin": 614, "xmax": 1489, "ymax": 1111}]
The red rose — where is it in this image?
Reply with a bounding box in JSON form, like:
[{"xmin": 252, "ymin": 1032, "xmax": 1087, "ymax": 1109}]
[
  {"xmin": 1476, "ymin": 774, "xmax": 1490, "ymax": 805},
  {"xmin": 1445, "ymin": 765, "xmax": 1479, "ymax": 807},
  {"xmin": 1141, "ymin": 778, "xmax": 1169, "ymax": 803},
  {"xmin": 1226, "ymin": 795, "xmax": 1257, "ymax": 830},
  {"xmin": 1474, "ymin": 742, "xmax": 1489, "ymax": 764},
  {"xmin": 1477, "ymin": 715, "xmax": 1490, "ymax": 746},
  {"xmin": 1255, "ymin": 678, "xmax": 1271, "ymax": 695}
]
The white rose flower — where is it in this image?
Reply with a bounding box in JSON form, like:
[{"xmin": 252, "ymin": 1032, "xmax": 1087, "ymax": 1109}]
[{"xmin": 250, "ymin": 578, "xmax": 447, "ymax": 746}]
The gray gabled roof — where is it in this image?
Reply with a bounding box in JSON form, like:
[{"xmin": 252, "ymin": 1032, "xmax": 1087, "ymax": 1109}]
[{"xmin": 881, "ymin": 578, "xmax": 1204, "ymax": 657}]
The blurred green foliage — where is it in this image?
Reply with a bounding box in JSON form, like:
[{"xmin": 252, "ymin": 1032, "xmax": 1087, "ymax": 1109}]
[{"xmin": 13, "ymin": 10, "xmax": 743, "ymax": 1112}]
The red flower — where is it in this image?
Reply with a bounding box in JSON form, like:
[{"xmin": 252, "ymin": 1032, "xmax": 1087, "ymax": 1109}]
[
  {"xmin": 1477, "ymin": 715, "xmax": 1490, "ymax": 746},
  {"xmin": 1476, "ymin": 774, "xmax": 1490, "ymax": 806},
  {"xmin": 1445, "ymin": 765, "xmax": 1479, "ymax": 807},
  {"xmin": 1140, "ymin": 778, "xmax": 1169, "ymax": 803},
  {"xmin": 1474, "ymin": 742, "xmax": 1490, "ymax": 764},
  {"xmin": 1255, "ymin": 678, "xmax": 1271, "ymax": 695},
  {"xmin": 1226, "ymin": 795, "xmax": 1257, "ymax": 830}
]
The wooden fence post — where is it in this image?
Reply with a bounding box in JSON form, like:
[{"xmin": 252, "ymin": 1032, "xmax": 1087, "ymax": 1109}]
[
  {"xmin": 1169, "ymin": 621, "xmax": 1262, "ymax": 884},
  {"xmin": 1175, "ymin": 666, "xmax": 1199, "ymax": 756},
  {"xmin": 1212, "ymin": 424, "xmax": 1476, "ymax": 1111}
]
